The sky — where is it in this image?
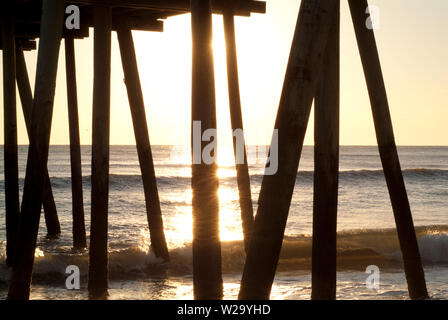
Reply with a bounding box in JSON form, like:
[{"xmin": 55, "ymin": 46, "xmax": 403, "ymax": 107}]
[{"xmin": 0, "ymin": 0, "xmax": 447, "ymax": 146}]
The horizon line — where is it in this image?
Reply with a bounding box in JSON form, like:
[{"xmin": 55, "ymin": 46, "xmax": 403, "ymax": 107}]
[{"xmin": 8, "ymin": 144, "xmax": 448, "ymax": 147}]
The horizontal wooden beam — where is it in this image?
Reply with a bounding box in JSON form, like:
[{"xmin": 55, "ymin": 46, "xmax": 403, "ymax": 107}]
[
  {"xmin": 113, "ymin": 19, "xmax": 163, "ymax": 32},
  {"xmin": 69, "ymin": 0, "xmax": 266, "ymax": 15},
  {"xmin": 0, "ymin": 24, "xmax": 89, "ymax": 41},
  {"xmin": 1, "ymin": 0, "xmax": 264, "ymax": 48}
]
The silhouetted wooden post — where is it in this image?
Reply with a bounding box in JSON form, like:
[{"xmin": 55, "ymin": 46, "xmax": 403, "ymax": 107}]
[
  {"xmin": 239, "ymin": 0, "xmax": 339, "ymax": 300},
  {"xmin": 348, "ymin": 0, "xmax": 428, "ymax": 300},
  {"xmin": 65, "ymin": 35, "xmax": 87, "ymax": 249},
  {"xmin": 223, "ymin": 10, "xmax": 254, "ymax": 253},
  {"xmin": 311, "ymin": 0, "xmax": 340, "ymax": 300},
  {"xmin": 116, "ymin": 25, "xmax": 170, "ymax": 262},
  {"xmin": 7, "ymin": 0, "xmax": 65, "ymax": 300},
  {"xmin": 191, "ymin": 0, "xmax": 223, "ymax": 300},
  {"xmin": 2, "ymin": 12, "xmax": 20, "ymax": 268},
  {"xmin": 88, "ymin": 5, "xmax": 112, "ymax": 299},
  {"xmin": 15, "ymin": 43, "xmax": 61, "ymax": 239}
]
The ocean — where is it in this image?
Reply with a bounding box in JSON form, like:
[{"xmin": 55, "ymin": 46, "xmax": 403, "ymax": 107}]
[{"xmin": 0, "ymin": 145, "xmax": 447, "ymax": 300}]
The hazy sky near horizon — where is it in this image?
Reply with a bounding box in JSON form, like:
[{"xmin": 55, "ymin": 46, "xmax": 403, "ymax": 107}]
[{"xmin": 0, "ymin": 0, "xmax": 447, "ymax": 146}]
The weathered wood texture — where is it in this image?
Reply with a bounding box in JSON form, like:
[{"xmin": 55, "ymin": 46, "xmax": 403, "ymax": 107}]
[
  {"xmin": 348, "ymin": 0, "xmax": 428, "ymax": 300},
  {"xmin": 239, "ymin": 0, "xmax": 339, "ymax": 300},
  {"xmin": 7, "ymin": 0, "xmax": 65, "ymax": 300},
  {"xmin": 88, "ymin": 5, "xmax": 112, "ymax": 299},
  {"xmin": 16, "ymin": 43, "xmax": 61, "ymax": 239},
  {"xmin": 311, "ymin": 0, "xmax": 340, "ymax": 300},
  {"xmin": 65, "ymin": 35, "xmax": 87, "ymax": 249},
  {"xmin": 190, "ymin": 0, "xmax": 223, "ymax": 300}
]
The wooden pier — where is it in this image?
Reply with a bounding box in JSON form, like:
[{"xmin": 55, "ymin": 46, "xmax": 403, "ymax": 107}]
[{"xmin": 1, "ymin": 0, "xmax": 428, "ymax": 301}]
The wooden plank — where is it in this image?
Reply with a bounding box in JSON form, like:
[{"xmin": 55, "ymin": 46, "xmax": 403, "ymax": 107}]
[
  {"xmin": 2, "ymin": 11, "xmax": 20, "ymax": 268},
  {"xmin": 116, "ymin": 25, "xmax": 170, "ymax": 261},
  {"xmin": 65, "ymin": 35, "xmax": 87, "ymax": 249},
  {"xmin": 70, "ymin": 0, "xmax": 266, "ymax": 15},
  {"xmin": 1, "ymin": 0, "xmax": 264, "ymax": 41},
  {"xmin": 190, "ymin": 0, "xmax": 223, "ymax": 300},
  {"xmin": 80, "ymin": 11, "xmax": 165, "ymax": 32},
  {"xmin": 2, "ymin": 23, "xmax": 89, "ymax": 40},
  {"xmin": 348, "ymin": 0, "xmax": 428, "ymax": 300},
  {"xmin": 223, "ymin": 11, "xmax": 254, "ymax": 253},
  {"xmin": 8, "ymin": 0, "xmax": 65, "ymax": 300},
  {"xmin": 15, "ymin": 42, "xmax": 61, "ymax": 239},
  {"xmin": 113, "ymin": 18, "xmax": 163, "ymax": 32},
  {"xmin": 88, "ymin": 5, "xmax": 112, "ymax": 299},
  {"xmin": 311, "ymin": 0, "xmax": 340, "ymax": 300},
  {"xmin": 238, "ymin": 0, "xmax": 339, "ymax": 300}
]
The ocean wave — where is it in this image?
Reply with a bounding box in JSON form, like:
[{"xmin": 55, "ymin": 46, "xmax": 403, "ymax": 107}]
[
  {"xmin": 74, "ymin": 168, "xmax": 448, "ymax": 187},
  {"xmin": 1, "ymin": 225, "xmax": 448, "ymax": 285},
  {"xmin": 3, "ymin": 168, "xmax": 446, "ymax": 190}
]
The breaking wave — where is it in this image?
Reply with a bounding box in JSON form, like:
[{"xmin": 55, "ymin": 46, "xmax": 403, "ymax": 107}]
[{"xmin": 1, "ymin": 225, "xmax": 448, "ymax": 286}]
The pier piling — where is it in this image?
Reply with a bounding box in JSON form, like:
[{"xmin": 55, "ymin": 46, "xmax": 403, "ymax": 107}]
[
  {"xmin": 190, "ymin": 0, "xmax": 223, "ymax": 300},
  {"xmin": 223, "ymin": 10, "xmax": 254, "ymax": 254},
  {"xmin": 65, "ymin": 35, "xmax": 87, "ymax": 250},
  {"xmin": 117, "ymin": 25, "xmax": 170, "ymax": 262},
  {"xmin": 311, "ymin": 0, "xmax": 340, "ymax": 300},
  {"xmin": 7, "ymin": 0, "xmax": 65, "ymax": 300},
  {"xmin": 0, "ymin": 0, "xmax": 424, "ymax": 302},
  {"xmin": 16, "ymin": 43, "xmax": 61, "ymax": 240},
  {"xmin": 239, "ymin": 0, "xmax": 339, "ymax": 300},
  {"xmin": 2, "ymin": 10, "xmax": 20, "ymax": 268},
  {"xmin": 88, "ymin": 5, "xmax": 112, "ymax": 299},
  {"xmin": 348, "ymin": 0, "xmax": 428, "ymax": 300}
]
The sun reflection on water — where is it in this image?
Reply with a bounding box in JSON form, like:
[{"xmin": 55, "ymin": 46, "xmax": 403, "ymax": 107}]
[{"xmin": 163, "ymin": 183, "xmax": 245, "ymax": 247}]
